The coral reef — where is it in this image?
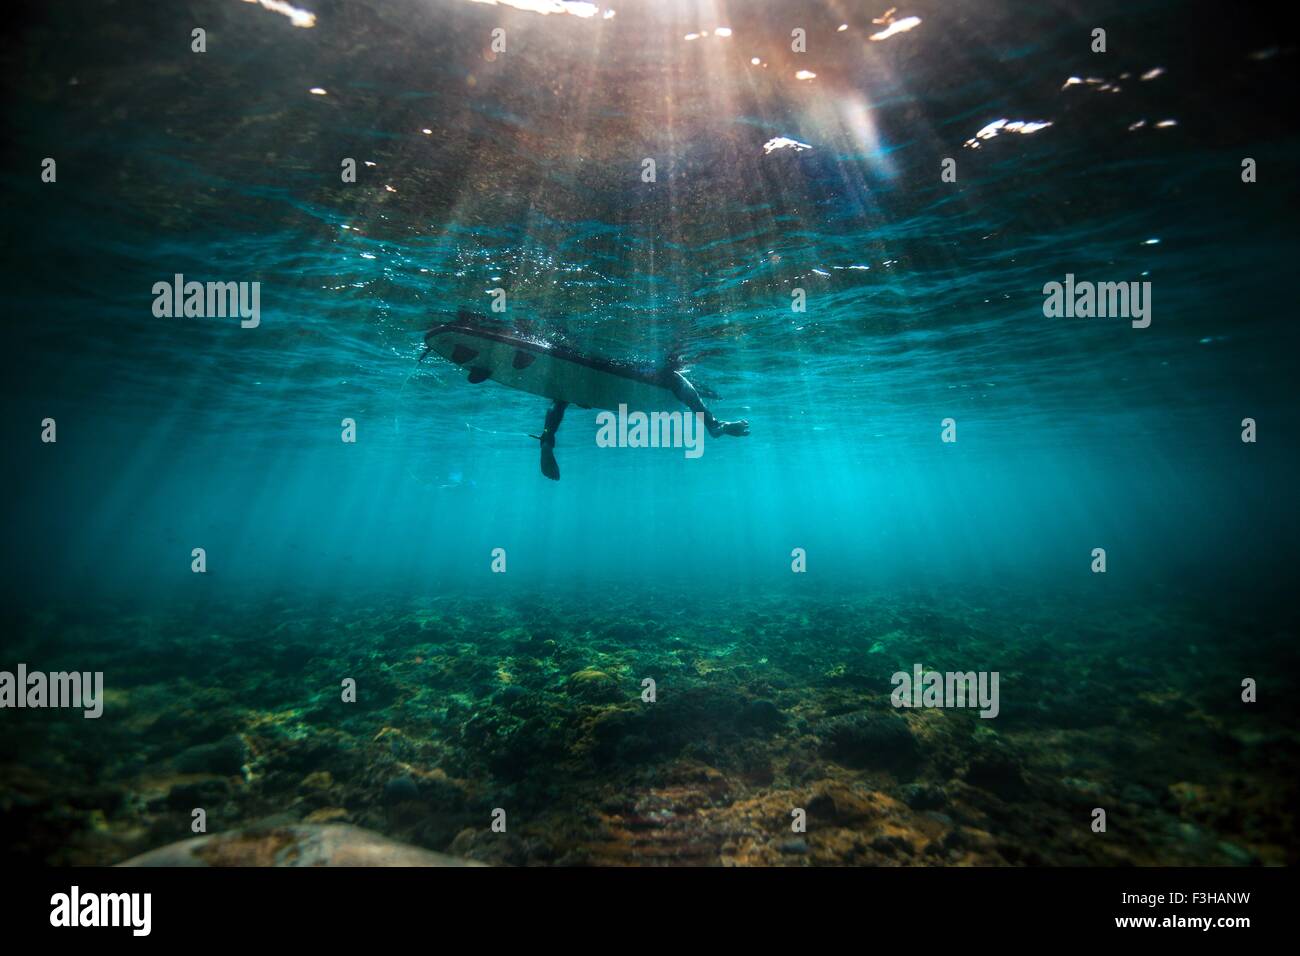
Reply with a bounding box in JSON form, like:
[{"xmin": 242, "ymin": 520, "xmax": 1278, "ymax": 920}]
[{"xmin": 1, "ymin": 585, "xmax": 1295, "ymax": 866}]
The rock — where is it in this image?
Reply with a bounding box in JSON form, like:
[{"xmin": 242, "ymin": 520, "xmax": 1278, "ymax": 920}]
[
  {"xmin": 117, "ymin": 824, "xmax": 486, "ymax": 867},
  {"xmin": 786, "ymin": 757, "xmax": 810, "ymax": 779},
  {"xmin": 382, "ymin": 775, "xmax": 420, "ymax": 805},
  {"xmin": 173, "ymin": 735, "xmax": 246, "ymax": 776},
  {"xmin": 165, "ymin": 779, "xmax": 230, "ymax": 811},
  {"xmin": 943, "ymin": 827, "xmax": 996, "ymax": 852},
  {"xmin": 778, "ymin": 838, "xmax": 809, "ymax": 854},
  {"xmin": 419, "ymin": 769, "xmax": 467, "ymax": 809},
  {"xmin": 1168, "ymin": 781, "xmax": 1207, "ymax": 815},
  {"xmin": 1040, "ymin": 693, "xmax": 1109, "ymax": 729},
  {"xmin": 567, "ymin": 669, "xmax": 621, "ymax": 703},
  {"xmin": 494, "ymin": 684, "xmax": 528, "ymax": 708},
  {"xmin": 272, "ymin": 737, "xmax": 341, "ymax": 774},
  {"xmin": 448, "ymin": 827, "xmax": 528, "ymax": 866},
  {"xmin": 738, "ymin": 699, "xmax": 785, "ymax": 731},
  {"xmin": 303, "ymin": 807, "xmax": 349, "ymax": 825},
  {"xmin": 484, "ymin": 715, "xmax": 565, "ymax": 781},
  {"xmin": 1120, "ymin": 783, "xmax": 1158, "ymax": 808},
  {"xmin": 299, "ymin": 771, "xmax": 333, "ymax": 792},
  {"xmin": 898, "ymin": 783, "xmax": 947, "ymax": 810},
  {"xmin": 817, "ymin": 710, "xmax": 920, "ymax": 773},
  {"xmin": 1062, "ymin": 777, "xmax": 1107, "ymax": 800},
  {"xmin": 1217, "ymin": 841, "xmax": 1257, "ymax": 865},
  {"xmin": 871, "ymin": 833, "xmax": 914, "ymax": 856},
  {"xmin": 614, "ymin": 733, "xmax": 657, "ymax": 764},
  {"xmin": 964, "ymin": 750, "xmax": 1026, "ymax": 799},
  {"xmin": 806, "ymin": 784, "xmax": 881, "ymax": 824}
]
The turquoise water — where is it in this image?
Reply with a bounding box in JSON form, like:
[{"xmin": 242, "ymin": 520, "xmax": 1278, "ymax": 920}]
[{"xmin": 1, "ymin": 0, "xmax": 1297, "ymax": 865}]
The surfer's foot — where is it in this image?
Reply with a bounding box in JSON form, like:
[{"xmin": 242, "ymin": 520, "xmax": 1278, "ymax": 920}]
[
  {"xmin": 708, "ymin": 418, "xmax": 750, "ymax": 438},
  {"xmin": 540, "ymin": 439, "xmax": 560, "ymax": 481},
  {"xmin": 537, "ymin": 399, "xmax": 567, "ymax": 480}
]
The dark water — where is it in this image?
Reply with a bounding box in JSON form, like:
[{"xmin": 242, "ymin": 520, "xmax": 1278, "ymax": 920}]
[{"xmin": 1, "ymin": 0, "xmax": 1297, "ymax": 866}]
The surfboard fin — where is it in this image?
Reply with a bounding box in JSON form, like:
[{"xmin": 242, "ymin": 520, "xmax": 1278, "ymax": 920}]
[{"xmin": 467, "ymin": 366, "xmax": 491, "ymax": 384}]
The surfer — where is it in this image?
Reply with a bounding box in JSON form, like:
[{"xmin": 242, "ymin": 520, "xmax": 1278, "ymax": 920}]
[{"xmin": 421, "ymin": 312, "xmax": 749, "ymax": 480}]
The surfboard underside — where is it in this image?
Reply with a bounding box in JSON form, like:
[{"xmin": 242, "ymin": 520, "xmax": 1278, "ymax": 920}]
[{"xmin": 426, "ymin": 328, "xmax": 679, "ymax": 413}]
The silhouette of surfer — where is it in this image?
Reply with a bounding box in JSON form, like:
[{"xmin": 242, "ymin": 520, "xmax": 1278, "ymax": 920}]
[{"xmin": 421, "ymin": 312, "xmax": 749, "ymax": 480}]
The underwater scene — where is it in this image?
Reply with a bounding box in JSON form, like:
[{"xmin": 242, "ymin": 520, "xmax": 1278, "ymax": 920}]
[{"xmin": 2, "ymin": 0, "xmax": 1298, "ymax": 870}]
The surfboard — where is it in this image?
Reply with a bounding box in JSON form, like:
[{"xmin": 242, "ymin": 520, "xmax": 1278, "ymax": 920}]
[{"xmin": 422, "ymin": 319, "xmax": 681, "ymax": 413}]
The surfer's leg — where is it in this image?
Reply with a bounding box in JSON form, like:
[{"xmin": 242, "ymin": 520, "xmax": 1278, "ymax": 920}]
[
  {"xmin": 667, "ymin": 371, "xmax": 749, "ymax": 438},
  {"xmin": 538, "ymin": 400, "xmax": 567, "ymax": 481}
]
